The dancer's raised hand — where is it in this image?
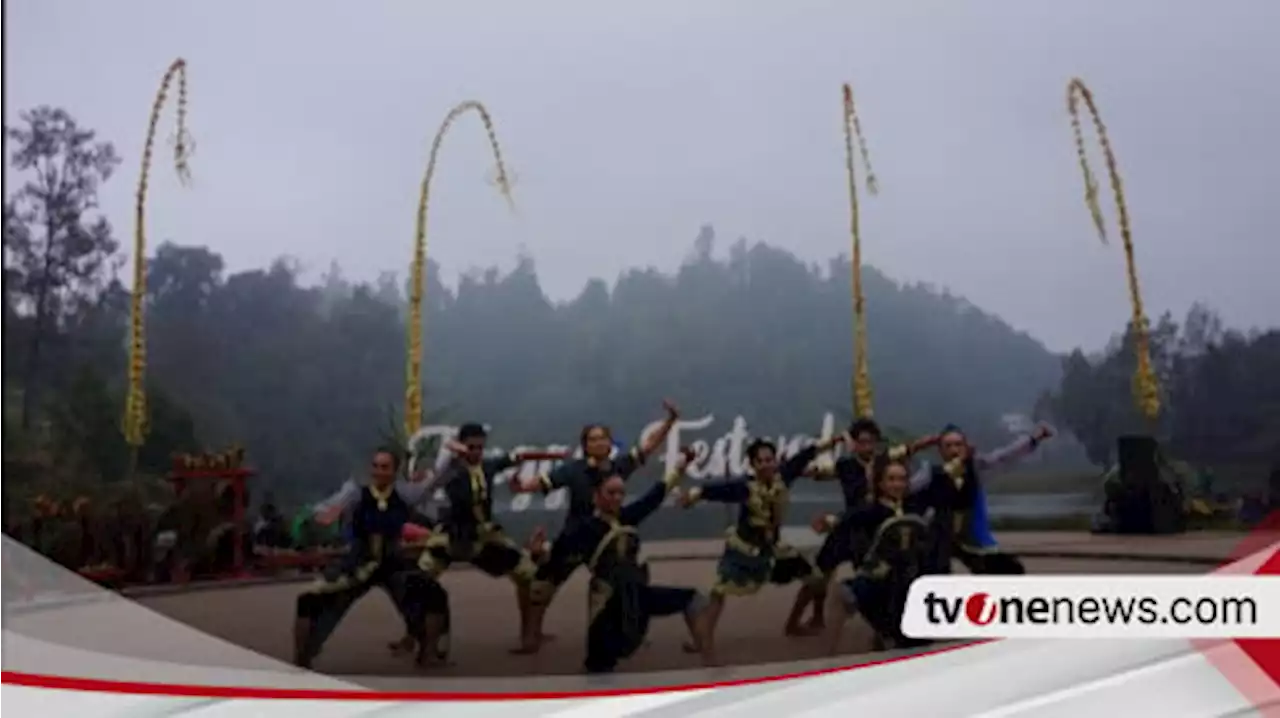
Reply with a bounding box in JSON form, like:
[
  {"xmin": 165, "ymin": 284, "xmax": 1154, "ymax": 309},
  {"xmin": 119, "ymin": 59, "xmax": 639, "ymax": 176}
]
[
  {"xmin": 676, "ymin": 446, "xmax": 696, "ymax": 469},
  {"xmin": 810, "ymin": 512, "xmax": 834, "ymax": 534},
  {"xmin": 662, "ymin": 398, "xmax": 680, "ymax": 420},
  {"xmin": 315, "ymin": 505, "xmax": 342, "ymax": 527}
]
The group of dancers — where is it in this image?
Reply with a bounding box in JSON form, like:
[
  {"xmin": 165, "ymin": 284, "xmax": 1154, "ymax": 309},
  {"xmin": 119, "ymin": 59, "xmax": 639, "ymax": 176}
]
[{"xmin": 291, "ymin": 400, "xmax": 1054, "ymax": 673}]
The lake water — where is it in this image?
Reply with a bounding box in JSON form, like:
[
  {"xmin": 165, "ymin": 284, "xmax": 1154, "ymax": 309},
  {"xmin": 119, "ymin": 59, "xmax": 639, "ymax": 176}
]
[
  {"xmin": 980, "ymin": 492, "xmax": 1095, "ymax": 518},
  {"xmin": 492, "ymin": 491, "xmax": 1098, "ymax": 543}
]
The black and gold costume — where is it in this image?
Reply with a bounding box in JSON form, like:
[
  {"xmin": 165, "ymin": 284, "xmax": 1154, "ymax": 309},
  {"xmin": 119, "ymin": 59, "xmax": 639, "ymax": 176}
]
[
  {"xmin": 418, "ymin": 453, "xmax": 537, "ymax": 583},
  {"xmin": 534, "ymin": 448, "xmax": 647, "ymax": 591},
  {"xmin": 810, "ymin": 443, "xmax": 926, "ymax": 571},
  {"xmin": 820, "ymin": 497, "xmax": 935, "ymax": 648},
  {"xmin": 918, "ymin": 432, "xmax": 1042, "ymax": 575},
  {"xmin": 688, "ymin": 445, "xmax": 825, "ymax": 597},
  {"xmin": 531, "ymin": 470, "xmax": 703, "ymax": 673},
  {"xmin": 920, "ymin": 457, "xmax": 1019, "ymax": 575},
  {"xmin": 294, "ymin": 485, "xmax": 441, "ymax": 668},
  {"xmin": 926, "ymin": 430, "xmax": 1044, "ymax": 575}
]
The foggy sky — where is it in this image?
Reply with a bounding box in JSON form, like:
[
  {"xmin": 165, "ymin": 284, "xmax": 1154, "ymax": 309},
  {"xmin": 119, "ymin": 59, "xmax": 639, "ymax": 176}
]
[{"xmin": 5, "ymin": 0, "xmax": 1278, "ymax": 353}]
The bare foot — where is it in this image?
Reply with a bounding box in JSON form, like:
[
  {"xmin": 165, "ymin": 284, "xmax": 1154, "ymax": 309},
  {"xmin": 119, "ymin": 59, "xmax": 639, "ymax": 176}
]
[
  {"xmin": 415, "ymin": 653, "xmax": 450, "ymax": 670},
  {"xmin": 785, "ymin": 623, "xmax": 822, "ymax": 637},
  {"xmin": 681, "ymin": 640, "xmax": 703, "ymax": 654},
  {"xmin": 508, "ymin": 641, "xmax": 542, "ymax": 655},
  {"xmin": 388, "ymin": 636, "xmax": 417, "ymax": 655}
]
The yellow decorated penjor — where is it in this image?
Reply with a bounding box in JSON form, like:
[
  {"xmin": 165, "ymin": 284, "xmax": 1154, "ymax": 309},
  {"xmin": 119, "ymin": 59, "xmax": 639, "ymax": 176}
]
[
  {"xmin": 404, "ymin": 102, "xmax": 515, "ymax": 439},
  {"xmin": 124, "ymin": 58, "xmax": 195, "ymax": 455},
  {"xmin": 1066, "ymin": 77, "xmax": 1160, "ymax": 421}
]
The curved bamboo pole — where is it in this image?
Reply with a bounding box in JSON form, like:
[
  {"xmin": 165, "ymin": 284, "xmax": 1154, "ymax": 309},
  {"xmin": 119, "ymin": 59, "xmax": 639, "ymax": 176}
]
[
  {"xmin": 842, "ymin": 83, "xmax": 880, "ymax": 418},
  {"xmin": 1066, "ymin": 78, "xmax": 1160, "ymax": 421},
  {"xmin": 405, "ymin": 101, "xmax": 514, "ymax": 438},
  {"xmin": 123, "ymin": 58, "xmax": 194, "ymax": 450}
]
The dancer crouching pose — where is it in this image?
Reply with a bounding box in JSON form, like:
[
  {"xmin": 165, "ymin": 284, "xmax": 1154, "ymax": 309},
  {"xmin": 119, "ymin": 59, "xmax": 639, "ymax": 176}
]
[
  {"xmin": 674, "ymin": 438, "xmax": 826, "ymax": 664},
  {"xmin": 529, "ymin": 447, "xmax": 709, "ymax": 673},
  {"xmin": 293, "ymin": 447, "xmax": 442, "ymax": 669},
  {"xmin": 314, "ymin": 448, "xmax": 453, "ymax": 657},
  {"xmin": 815, "ymin": 459, "xmax": 935, "ymax": 655},
  {"xmin": 416, "ymin": 422, "xmax": 549, "ymax": 659},
  {"xmin": 805, "ymin": 418, "xmax": 937, "ymax": 629},
  {"xmin": 511, "ymin": 400, "xmax": 679, "ymax": 653}
]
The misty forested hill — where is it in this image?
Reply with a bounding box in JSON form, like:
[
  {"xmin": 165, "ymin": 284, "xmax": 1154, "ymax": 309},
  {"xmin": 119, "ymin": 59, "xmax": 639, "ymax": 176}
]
[
  {"xmin": 2, "ymin": 109, "xmax": 1066, "ymax": 502},
  {"xmin": 5, "ymin": 225, "xmax": 1062, "ymax": 501}
]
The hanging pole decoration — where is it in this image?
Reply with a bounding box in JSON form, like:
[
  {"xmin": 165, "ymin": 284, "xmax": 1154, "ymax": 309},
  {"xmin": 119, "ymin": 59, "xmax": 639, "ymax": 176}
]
[
  {"xmin": 124, "ymin": 58, "xmax": 194, "ymax": 450},
  {"xmin": 405, "ymin": 101, "xmax": 514, "ymax": 438},
  {"xmin": 1065, "ymin": 78, "xmax": 1160, "ymax": 421},
  {"xmin": 841, "ymin": 83, "xmax": 880, "ymax": 418}
]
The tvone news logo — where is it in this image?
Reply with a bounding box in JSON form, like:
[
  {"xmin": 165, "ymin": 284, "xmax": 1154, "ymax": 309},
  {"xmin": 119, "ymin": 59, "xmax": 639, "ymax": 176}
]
[
  {"xmin": 905, "ymin": 576, "xmax": 1273, "ymax": 639},
  {"xmin": 922, "ymin": 591, "xmax": 1163, "ymax": 626}
]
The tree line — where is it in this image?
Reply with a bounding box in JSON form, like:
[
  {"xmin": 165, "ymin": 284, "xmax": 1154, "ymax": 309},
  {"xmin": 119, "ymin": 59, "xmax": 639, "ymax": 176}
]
[
  {"xmin": 3, "ymin": 107, "xmax": 1273, "ymax": 511},
  {"xmin": 1038, "ymin": 306, "xmax": 1279, "ymax": 491}
]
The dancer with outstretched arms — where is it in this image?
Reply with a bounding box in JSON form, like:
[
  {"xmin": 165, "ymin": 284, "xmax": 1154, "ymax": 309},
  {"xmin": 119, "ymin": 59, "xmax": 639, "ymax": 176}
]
[
  {"xmin": 920, "ymin": 423, "xmax": 1055, "ymax": 575},
  {"xmin": 415, "ymin": 422, "xmax": 554, "ymax": 660},
  {"xmin": 673, "ymin": 437, "xmax": 829, "ymax": 665},
  {"xmin": 509, "ymin": 400, "xmax": 680, "ymax": 653},
  {"xmin": 293, "ymin": 447, "xmax": 441, "ymax": 669},
  {"xmin": 312, "ymin": 447, "xmax": 453, "ymax": 657},
  {"xmin": 528, "ymin": 447, "xmax": 709, "ymax": 673}
]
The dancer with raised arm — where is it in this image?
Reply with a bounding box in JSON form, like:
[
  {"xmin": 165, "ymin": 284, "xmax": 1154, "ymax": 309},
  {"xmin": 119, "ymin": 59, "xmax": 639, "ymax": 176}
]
[
  {"xmin": 814, "ymin": 460, "xmax": 935, "ymax": 655},
  {"xmin": 804, "ymin": 418, "xmax": 937, "ymax": 629},
  {"xmin": 511, "ymin": 400, "xmax": 680, "ymax": 653},
  {"xmin": 415, "ymin": 422, "xmax": 552, "ymax": 660},
  {"xmin": 527, "ymin": 447, "xmax": 706, "ymax": 673},
  {"xmin": 674, "ymin": 438, "xmax": 827, "ymax": 665},
  {"xmin": 923, "ymin": 423, "xmax": 1056, "ymax": 575},
  {"xmin": 293, "ymin": 447, "xmax": 440, "ymax": 670}
]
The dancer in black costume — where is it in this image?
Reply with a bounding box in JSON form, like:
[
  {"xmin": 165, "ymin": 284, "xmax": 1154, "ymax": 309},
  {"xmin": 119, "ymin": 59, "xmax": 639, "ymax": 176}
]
[
  {"xmin": 314, "ymin": 450, "xmax": 452, "ymax": 657},
  {"xmin": 674, "ymin": 438, "xmax": 830, "ymax": 664},
  {"xmin": 513, "ymin": 400, "xmax": 680, "ymax": 653},
  {"xmin": 815, "ymin": 459, "xmax": 935, "ymax": 654},
  {"xmin": 804, "ymin": 418, "xmax": 937, "ymax": 629},
  {"xmin": 293, "ymin": 447, "xmax": 443, "ymax": 669},
  {"xmin": 529, "ymin": 448, "xmax": 708, "ymax": 673},
  {"xmin": 416, "ymin": 423, "xmax": 549, "ymax": 658},
  {"xmin": 921, "ymin": 423, "xmax": 1054, "ymax": 576}
]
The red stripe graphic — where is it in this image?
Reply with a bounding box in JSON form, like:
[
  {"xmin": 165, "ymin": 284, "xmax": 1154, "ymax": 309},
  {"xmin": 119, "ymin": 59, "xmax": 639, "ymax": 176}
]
[{"xmin": 0, "ymin": 641, "xmax": 984, "ymax": 701}]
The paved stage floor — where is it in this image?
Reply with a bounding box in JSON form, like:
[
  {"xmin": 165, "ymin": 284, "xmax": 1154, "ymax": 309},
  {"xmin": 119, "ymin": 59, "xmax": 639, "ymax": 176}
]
[{"xmin": 135, "ymin": 555, "xmax": 1210, "ymax": 678}]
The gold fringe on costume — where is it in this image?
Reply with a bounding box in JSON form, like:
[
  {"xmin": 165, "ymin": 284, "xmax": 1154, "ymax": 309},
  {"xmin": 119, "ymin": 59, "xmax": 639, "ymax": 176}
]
[
  {"xmin": 405, "ymin": 102, "xmax": 515, "ymax": 438},
  {"xmin": 1066, "ymin": 78, "xmax": 1160, "ymax": 421},
  {"xmin": 124, "ymin": 58, "xmax": 195, "ymax": 448},
  {"xmin": 842, "ymin": 83, "xmax": 879, "ymax": 417}
]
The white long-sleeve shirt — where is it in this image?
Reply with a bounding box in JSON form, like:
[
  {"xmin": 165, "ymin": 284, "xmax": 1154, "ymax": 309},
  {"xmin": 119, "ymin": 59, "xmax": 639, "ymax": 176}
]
[
  {"xmin": 313, "ymin": 451, "xmax": 454, "ymax": 521},
  {"xmin": 907, "ymin": 434, "xmax": 1043, "ymax": 495}
]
